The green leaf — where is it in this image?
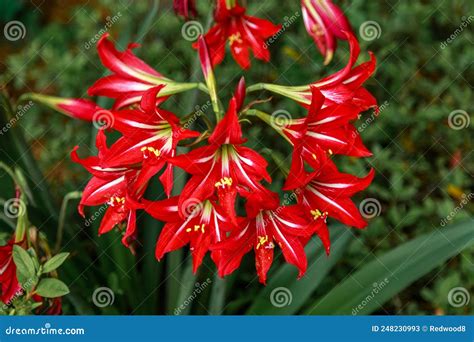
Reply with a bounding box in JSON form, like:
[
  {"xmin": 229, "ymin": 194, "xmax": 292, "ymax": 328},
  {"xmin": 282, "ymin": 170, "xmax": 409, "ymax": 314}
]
[
  {"xmin": 35, "ymin": 278, "xmax": 70, "ymax": 298},
  {"xmin": 42, "ymin": 253, "xmax": 70, "ymax": 274},
  {"xmin": 247, "ymin": 226, "xmax": 353, "ymax": 314},
  {"xmin": 31, "ymin": 301, "xmax": 43, "ymax": 310},
  {"xmin": 305, "ymin": 219, "xmax": 474, "ymax": 315},
  {"xmin": 12, "ymin": 245, "xmax": 36, "ymax": 285}
]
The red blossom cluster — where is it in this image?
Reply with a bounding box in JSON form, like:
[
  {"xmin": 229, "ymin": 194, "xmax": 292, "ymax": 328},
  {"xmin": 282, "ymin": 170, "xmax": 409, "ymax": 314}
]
[{"xmin": 30, "ymin": 0, "xmax": 377, "ymax": 284}]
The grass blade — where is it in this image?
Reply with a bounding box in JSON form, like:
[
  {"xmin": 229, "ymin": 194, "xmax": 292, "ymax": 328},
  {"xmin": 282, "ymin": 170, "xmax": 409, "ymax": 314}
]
[{"xmin": 305, "ymin": 219, "xmax": 474, "ymax": 315}]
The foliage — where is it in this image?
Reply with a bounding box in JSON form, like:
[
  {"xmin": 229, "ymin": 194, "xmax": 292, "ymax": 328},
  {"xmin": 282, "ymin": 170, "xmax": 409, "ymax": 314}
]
[{"xmin": 0, "ymin": 0, "xmax": 472, "ymax": 315}]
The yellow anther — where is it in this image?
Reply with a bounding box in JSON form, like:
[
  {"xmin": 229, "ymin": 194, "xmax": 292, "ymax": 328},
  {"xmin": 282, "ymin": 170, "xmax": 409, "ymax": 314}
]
[
  {"xmin": 141, "ymin": 146, "xmax": 160, "ymax": 157},
  {"xmin": 187, "ymin": 224, "xmax": 205, "ymax": 233},
  {"xmin": 311, "ymin": 209, "xmax": 328, "ymax": 220},
  {"xmin": 109, "ymin": 196, "xmax": 125, "ymax": 206},
  {"xmin": 328, "ymin": 149, "xmax": 333, "ymax": 155},
  {"xmin": 215, "ymin": 177, "xmax": 233, "ymax": 188},
  {"xmin": 312, "ymin": 153, "xmax": 317, "ymax": 160},
  {"xmin": 228, "ymin": 33, "xmax": 243, "ymax": 45},
  {"xmin": 256, "ymin": 235, "xmax": 269, "ymax": 250}
]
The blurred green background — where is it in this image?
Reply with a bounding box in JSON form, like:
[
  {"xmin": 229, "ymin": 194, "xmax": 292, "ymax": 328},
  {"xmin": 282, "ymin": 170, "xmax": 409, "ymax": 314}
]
[{"xmin": 0, "ymin": 0, "xmax": 472, "ymax": 315}]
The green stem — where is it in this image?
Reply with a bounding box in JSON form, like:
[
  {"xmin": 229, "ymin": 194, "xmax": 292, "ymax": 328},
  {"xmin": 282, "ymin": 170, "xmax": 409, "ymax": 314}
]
[
  {"xmin": 55, "ymin": 191, "xmax": 82, "ymax": 252},
  {"xmin": 209, "ymin": 274, "xmax": 226, "ymax": 315},
  {"xmin": 197, "ymin": 82, "xmax": 210, "ymax": 94},
  {"xmin": 244, "ymin": 109, "xmax": 293, "ymax": 144},
  {"xmin": 246, "ymin": 83, "xmax": 267, "ymax": 93},
  {"xmin": 0, "ymin": 162, "xmax": 17, "ymax": 185}
]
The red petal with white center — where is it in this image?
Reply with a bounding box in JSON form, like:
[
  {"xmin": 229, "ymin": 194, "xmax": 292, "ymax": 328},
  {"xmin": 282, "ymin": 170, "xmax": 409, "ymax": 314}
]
[
  {"xmin": 209, "ymin": 98, "xmax": 246, "ymax": 145},
  {"xmin": 96, "ymin": 33, "xmax": 163, "ymax": 80}
]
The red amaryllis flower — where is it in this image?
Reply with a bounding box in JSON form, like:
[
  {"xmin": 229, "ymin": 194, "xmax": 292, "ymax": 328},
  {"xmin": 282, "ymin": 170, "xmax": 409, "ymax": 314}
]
[
  {"xmin": 173, "ymin": 0, "xmax": 197, "ymax": 19},
  {"xmin": 301, "ymin": 0, "xmax": 352, "ymax": 64},
  {"xmin": 263, "ymin": 33, "xmax": 377, "ymax": 112},
  {"xmin": 214, "ymin": 191, "xmax": 313, "ymax": 284},
  {"xmin": 26, "ymin": 93, "xmax": 101, "ymax": 122},
  {"xmin": 171, "ymin": 96, "xmax": 271, "ymax": 225},
  {"xmin": 196, "ymin": 0, "xmax": 281, "ymax": 69},
  {"xmin": 99, "ymin": 86, "xmax": 200, "ymax": 196},
  {"xmin": 143, "ymin": 197, "xmax": 230, "ymax": 272},
  {"xmin": 72, "ymin": 130, "xmax": 150, "ymax": 248},
  {"xmin": 285, "ymin": 157, "xmax": 374, "ymax": 229},
  {"xmin": 283, "ymin": 87, "xmax": 371, "ymax": 176},
  {"xmin": 0, "ymin": 238, "xmax": 21, "ymax": 304},
  {"xmin": 88, "ymin": 34, "xmax": 196, "ymax": 109}
]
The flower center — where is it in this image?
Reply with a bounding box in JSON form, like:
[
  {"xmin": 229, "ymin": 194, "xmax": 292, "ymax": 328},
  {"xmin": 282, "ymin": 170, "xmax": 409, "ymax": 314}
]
[
  {"xmin": 228, "ymin": 32, "xmax": 243, "ymax": 45},
  {"xmin": 311, "ymin": 209, "xmax": 328, "ymax": 220},
  {"xmin": 140, "ymin": 146, "xmax": 161, "ymax": 158},
  {"xmin": 186, "ymin": 224, "xmax": 206, "ymax": 234},
  {"xmin": 108, "ymin": 196, "xmax": 125, "ymax": 207},
  {"xmin": 256, "ymin": 235, "xmax": 274, "ymax": 250},
  {"xmin": 215, "ymin": 177, "xmax": 233, "ymax": 188}
]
